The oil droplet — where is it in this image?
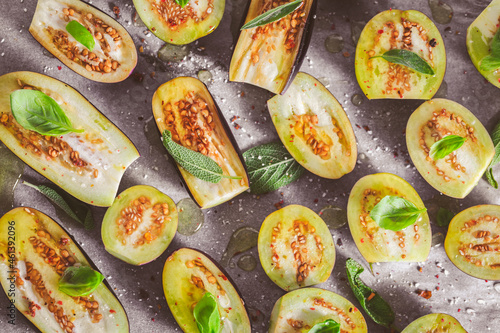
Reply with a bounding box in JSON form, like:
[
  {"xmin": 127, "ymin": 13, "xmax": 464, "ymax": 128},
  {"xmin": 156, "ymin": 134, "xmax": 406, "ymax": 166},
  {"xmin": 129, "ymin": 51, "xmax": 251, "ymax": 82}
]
[
  {"xmin": 0, "ymin": 144, "xmax": 25, "ymax": 215},
  {"xmin": 143, "ymin": 118, "xmax": 166, "ymax": 156},
  {"xmin": 434, "ymin": 80, "xmax": 448, "ymax": 98},
  {"xmin": 428, "ymin": 0, "xmax": 453, "ymax": 25},
  {"xmin": 177, "ymin": 198, "xmax": 204, "ymax": 236},
  {"xmin": 198, "ymin": 70, "xmax": 213, "ymax": 85},
  {"xmin": 247, "ymin": 307, "xmax": 265, "ymax": 323},
  {"xmin": 350, "ymin": 20, "xmax": 366, "ymax": 47},
  {"xmin": 325, "ymin": 34, "xmax": 344, "ymax": 53},
  {"xmin": 351, "ymin": 94, "xmax": 364, "ymax": 106},
  {"xmin": 317, "ymin": 77, "xmax": 330, "ymax": 88},
  {"xmin": 157, "ymin": 43, "xmax": 191, "ymax": 63},
  {"xmin": 237, "ymin": 254, "xmax": 257, "ymax": 271},
  {"xmin": 432, "ymin": 232, "xmax": 444, "ymax": 247},
  {"xmin": 42, "ymin": 49, "xmax": 55, "ymax": 58},
  {"xmin": 132, "ymin": 11, "xmax": 146, "ymax": 28},
  {"xmin": 220, "ymin": 227, "xmax": 258, "ymax": 267},
  {"xmin": 319, "ymin": 205, "xmax": 347, "ymax": 229}
]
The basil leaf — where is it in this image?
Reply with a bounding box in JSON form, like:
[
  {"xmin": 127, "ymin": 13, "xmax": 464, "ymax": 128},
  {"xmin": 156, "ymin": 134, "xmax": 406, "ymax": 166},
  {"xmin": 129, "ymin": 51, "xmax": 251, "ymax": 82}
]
[
  {"xmin": 346, "ymin": 258, "xmax": 395, "ymax": 328},
  {"xmin": 162, "ymin": 130, "xmax": 241, "ymax": 183},
  {"xmin": 10, "ymin": 89, "xmax": 84, "ymax": 136},
  {"xmin": 193, "ymin": 292, "xmax": 221, "ymax": 333},
  {"xmin": 429, "ymin": 135, "xmax": 466, "ymax": 160},
  {"xmin": 480, "ymin": 27, "xmax": 500, "ymax": 71},
  {"xmin": 484, "ymin": 120, "xmax": 500, "ymax": 188},
  {"xmin": 66, "ymin": 20, "xmax": 95, "ymax": 51},
  {"xmin": 58, "ymin": 266, "xmax": 104, "ymax": 297},
  {"xmin": 174, "ymin": 0, "xmax": 189, "ymax": 8},
  {"xmin": 436, "ymin": 207, "xmax": 454, "ymax": 227},
  {"xmin": 371, "ymin": 49, "xmax": 435, "ymax": 75},
  {"xmin": 243, "ymin": 142, "xmax": 304, "ymax": 194},
  {"xmin": 308, "ymin": 319, "xmax": 340, "ymax": 333},
  {"xmin": 22, "ymin": 181, "xmax": 95, "ymax": 230},
  {"xmin": 369, "ymin": 196, "xmax": 427, "ymax": 231},
  {"xmin": 241, "ymin": 0, "xmax": 303, "ymax": 30}
]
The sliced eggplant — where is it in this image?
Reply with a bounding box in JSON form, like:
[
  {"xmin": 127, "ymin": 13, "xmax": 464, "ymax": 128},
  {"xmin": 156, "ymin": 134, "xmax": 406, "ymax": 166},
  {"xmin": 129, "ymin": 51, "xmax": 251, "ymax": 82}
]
[
  {"xmin": 30, "ymin": 0, "xmax": 138, "ymax": 83},
  {"xmin": 0, "ymin": 207, "xmax": 129, "ymax": 332},
  {"xmin": 229, "ymin": 0, "xmax": 317, "ymax": 94},
  {"xmin": 267, "ymin": 72, "xmax": 357, "ymax": 179},
  {"xmin": 269, "ymin": 288, "xmax": 367, "ymax": 333},
  {"xmin": 133, "ymin": 0, "xmax": 225, "ymax": 45},
  {"xmin": 101, "ymin": 185, "xmax": 178, "ymax": 266},
  {"xmin": 401, "ymin": 313, "xmax": 467, "ymax": 333},
  {"xmin": 0, "ymin": 71, "xmax": 139, "ymax": 207},
  {"xmin": 163, "ymin": 248, "xmax": 251, "ymax": 332},
  {"xmin": 406, "ymin": 99, "xmax": 494, "ymax": 198},
  {"xmin": 152, "ymin": 77, "xmax": 249, "ymax": 209}
]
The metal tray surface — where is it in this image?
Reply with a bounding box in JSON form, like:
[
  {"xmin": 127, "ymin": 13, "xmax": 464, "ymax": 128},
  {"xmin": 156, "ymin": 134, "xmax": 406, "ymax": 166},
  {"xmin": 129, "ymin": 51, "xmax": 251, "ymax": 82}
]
[{"xmin": 0, "ymin": 0, "xmax": 499, "ymax": 332}]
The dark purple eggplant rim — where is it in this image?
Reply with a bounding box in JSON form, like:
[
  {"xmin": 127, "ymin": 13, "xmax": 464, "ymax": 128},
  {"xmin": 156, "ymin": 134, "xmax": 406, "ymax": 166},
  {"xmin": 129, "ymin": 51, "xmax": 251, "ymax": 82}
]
[{"xmin": 0, "ymin": 207, "xmax": 130, "ymax": 333}]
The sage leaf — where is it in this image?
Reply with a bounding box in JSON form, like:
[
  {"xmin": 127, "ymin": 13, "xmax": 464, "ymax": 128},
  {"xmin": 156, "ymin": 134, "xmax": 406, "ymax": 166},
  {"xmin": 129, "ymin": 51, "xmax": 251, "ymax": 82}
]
[
  {"xmin": 10, "ymin": 89, "xmax": 84, "ymax": 136},
  {"xmin": 346, "ymin": 258, "xmax": 395, "ymax": 328},
  {"xmin": 429, "ymin": 135, "xmax": 466, "ymax": 160},
  {"xmin": 162, "ymin": 130, "xmax": 241, "ymax": 183},
  {"xmin": 484, "ymin": 120, "xmax": 500, "ymax": 188},
  {"xmin": 174, "ymin": 0, "xmax": 189, "ymax": 8},
  {"xmin": 241, "ymin": 0, "xmax": 303, "ymax": 30},
  {"xmin": 22, "ymin": 181, "xmax": 95, "ymax": 230},
  {"xmin": 480, "ymin": 27, "xmax": 500, "ymax": 71},
  {"xmin": 242, "ymin": 142, "xmax": 304, "ymax": 194},
  {"xmin": 58, "ymin": 266, "xmax": 104, "ymax": 297},
  {"xmin": 436, "ymin": 207, "xmax": 454, "ymax": 227},
  {"xmin": 369, "ymin": 196, "xmax": 426, "ymax": 231},
  {"xmin": 193, "ymin": 292, "xmax": 221, "ymax": 333},
  {"xmin": 486, "ymin": 167, "xmax": 498, "ymax": 189},
  {"xmin": 371, "ymin": 49, "xmax": 435, "ymax": 75},
  {"xmin": 308, "ymin": 319, "xmax": 340, "ymax": 333},
  {"xmin": 66, "ymin": 20, "xmax": 95, "ymax": 51}
]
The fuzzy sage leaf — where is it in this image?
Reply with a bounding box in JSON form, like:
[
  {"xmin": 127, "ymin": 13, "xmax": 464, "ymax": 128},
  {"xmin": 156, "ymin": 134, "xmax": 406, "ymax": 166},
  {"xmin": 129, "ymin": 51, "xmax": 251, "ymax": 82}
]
[
  {"xmin": 58, "ymin": 266, "xmax": 104, "ymax": 297},
  {"xmin": 22, "ymin": 181, "xmax": 95, "ymax": 230},
  {"xmin": 429, "ymin": 135, "xmax": 466, "ymax": 160},
  {"xmin": 241, "ymin": 0, "xmax": 303, "ymax": 30},
  {"xmin": 308, "ymin": 319, "xmax": 340, "ymax": 333},
  {"xmin": 162, "ymin": 130, "xmax": 241, "ymax": 183},
  {"xmin": 371, "ymin": 49, "xmax": 435, "ymax": 75},
  {"xmin": 243, "ymin": 142, "xmax": 304, "ymax": 194},
  {"xmin": 193, "ymin": 292, "xmax": 221, "ymax": 333},
  {"xmin": 10, "ymin": 89, "xmax": 83, "ymax": 136},
  {"xmin": 436, "ymin": 207, "xmax": 454, "ymax": 227},
  {"xmin": 370, "ymin": 196, "xmax": 426, "ymax": 231},
  {"xmin": 66, "ymin": 20, "xmax": 95, "ymax": 51},
  {"xmin": 174, "ymin": 0, "xmax": 190, "ymax": 8},
  {"xmin": 479, "ymin": 27, "xmax": 500, "ymax": 71},
  {"xmin": 485, "ymin": 120, "xmax": 500, "ymax": 188},
  {"xmin": 346, "ymin": 258, "xmax": 395, "ymax": 328}
]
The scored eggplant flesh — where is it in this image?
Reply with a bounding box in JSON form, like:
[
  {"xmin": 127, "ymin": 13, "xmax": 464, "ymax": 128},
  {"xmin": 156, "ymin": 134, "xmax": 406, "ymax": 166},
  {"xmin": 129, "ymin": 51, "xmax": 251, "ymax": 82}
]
[{"xmin": 229, "ymin": 0, "xmax": 317, "ymax": 94}]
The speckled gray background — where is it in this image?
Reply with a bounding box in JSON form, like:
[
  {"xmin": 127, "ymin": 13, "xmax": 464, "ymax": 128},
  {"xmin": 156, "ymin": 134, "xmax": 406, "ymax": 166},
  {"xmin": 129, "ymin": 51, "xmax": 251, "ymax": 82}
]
[{"xmin": 1, "ymin": 0, "xmax": 500, "ymax": 332}]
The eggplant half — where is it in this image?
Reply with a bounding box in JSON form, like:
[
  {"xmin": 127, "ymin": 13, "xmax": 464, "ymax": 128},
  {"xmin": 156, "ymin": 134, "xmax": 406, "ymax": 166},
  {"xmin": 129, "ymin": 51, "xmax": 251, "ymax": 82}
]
[
  {"xmin": 0, "ymin": 207, "xmax": 129, "ymax": 332},
  {"xmin": 163, "ymin": 248, "xmax": 251, "ymax": 332},
  {"xmin": 152, "ymin": 77, "xmax": 249, "ymax": 209},
  {"xmin": 229, "ymin": 0, "xmax": 317, "ymax": 94},
  {"xmin": 30, "ymin": 0, "xmax": 137, "ymax": 83},
  {"xmin": 0, "ymin": 71, "xmax": 139, "ymax": 207}
]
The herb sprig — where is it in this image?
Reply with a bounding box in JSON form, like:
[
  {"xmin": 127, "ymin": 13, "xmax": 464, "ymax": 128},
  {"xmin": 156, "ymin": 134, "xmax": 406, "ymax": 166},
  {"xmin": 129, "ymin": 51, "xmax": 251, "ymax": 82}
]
[
  {"xmin": 429, "ymin": 135, "xmax": 466, "ymax": 160},
  {"xmin": 370, "ymin": 196, "xmax": 426, "ymax": 231},
  {"xmin": 485, "ymin": 120, "xmax": 500, "ymax": 188},
  {"xmin": 371, "ymin": 49, "xmax": 435, "ymax": 75},
  {"xmin": 479, "ymin": 27, "xmax": 500, "ymax": 71},
  {"xmin": 174, "ymin": 0, "xmax": 190, "ymax": 8},
  {"xmin": 308, "ymin": 319, "xmax": 340, "ymax": 333},
  {"xmin": 193, "ymin": 292, "xmax": 221, "ymax": 333},
  {"xmin": 66, "ymin": 20, "xmax": 95, "ymax": 51},
  {"xmin": 241, "ymin": 0, "xmax": 303, "ymax": 30},
  {"xmin": 58, "ymin": 266, "xmax": 104, "ymax": 297}
]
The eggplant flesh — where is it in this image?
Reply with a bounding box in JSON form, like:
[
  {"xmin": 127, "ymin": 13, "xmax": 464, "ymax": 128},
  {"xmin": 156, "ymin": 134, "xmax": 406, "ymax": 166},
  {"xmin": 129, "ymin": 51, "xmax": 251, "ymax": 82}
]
[
  {"xmin": 152, "ymin": 77, "xmax": 249, "ymax": 209},
  {"xmin": 229, "ymin": 0, "xmax": 317, "ymax": 94},
  {"xmin": 0, "ymin": 207, "xmax": 129, "ymax": 333}
]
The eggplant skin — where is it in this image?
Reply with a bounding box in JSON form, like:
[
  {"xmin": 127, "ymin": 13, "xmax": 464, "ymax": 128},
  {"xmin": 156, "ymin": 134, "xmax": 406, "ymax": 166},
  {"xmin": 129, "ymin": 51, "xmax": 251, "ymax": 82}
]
[
  {"xmin": 0, "ymin": 207, "xmax": 130, "ymax": 333},
  {"xmin": 30, "ymin": 0, "xmax": 137, "ymax": 83},
  {"xmin": 0, "ymin": 71, "xmax": 139, "ymax": 207},
  {"xmin": 229, "ymin": 0, "xmax": 317, "ymax": 94}
]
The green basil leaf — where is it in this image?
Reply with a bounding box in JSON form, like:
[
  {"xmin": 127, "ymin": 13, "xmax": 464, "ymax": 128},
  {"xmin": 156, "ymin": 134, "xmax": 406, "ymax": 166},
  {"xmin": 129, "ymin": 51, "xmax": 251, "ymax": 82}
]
[
  {"xmin": 66, "ymin": 20, "xmax": 95, "ymax": 51},
  {"xmin": 484, "ymin": 120, "xmax": 500, "ymax": 188},
  {"xmin": 10, "ymin": 89, "xmax": 84, "ymax": 136},
  {"xmin": 243, "ymin": 142, "xmax": 304, "ymax": 194},
  {"xmin": 346, "ymin": 258, "xmax": 395, "ymax": 328},
  {"xmin": 174, "ymin": 0, "xmax": 190, "ymax": 8},
  {"xmin": 193, "ymin": 292, "xmax": 221, "ymax": 333},
  {"xmin": 22, "ymin": 181, "xmax": 95, "ymax": 230},
  {"xmin": 241, "ymin": 0, "xmax": 303, "ymax": 30},
  {"xmin": 371, "ymin": 49, "xmax": 435, "ymax": 75},
  {"xmin": 436, "ymin": 207, "xmax": 454, "ymax": 227},
  {"xmin": 369, "ymin": 196, "xmax": 427, "ymax": 231},
  {"xmin": 58, "ymin": 266, "xmax": 104, "ymax": 297},
  {"xmin": 480, "ymin": 27, "xmax": 500, "ymax": 71},
  {"xmin": 429, "ymin": 135, "xmax": 466, "ymax": 160},
  {"xmin": 162, "ymin": 130, "xmax": 241, "ymax": 183},
  {"xmin": 308, "ymin": 319, "xmax": 340, "ymax": 333}
]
